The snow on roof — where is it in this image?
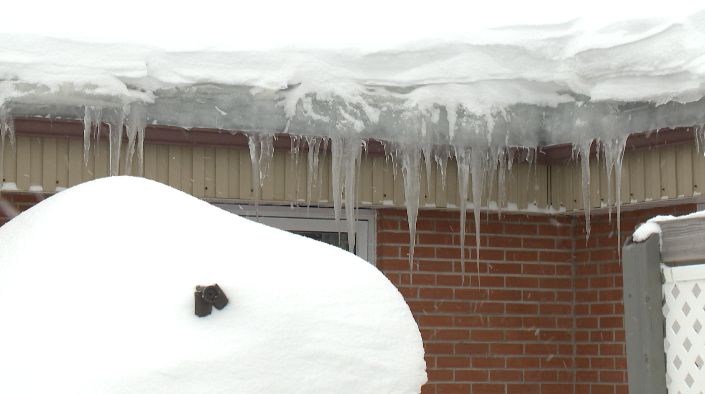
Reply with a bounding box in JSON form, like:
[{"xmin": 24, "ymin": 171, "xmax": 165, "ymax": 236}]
[
  {"xmin": 0, "ymin": 176, "xmax": 426, "ymax": 393},
  {"xmin": 1, "ymin": 9, "xmax": 704, "ymax": 146}
]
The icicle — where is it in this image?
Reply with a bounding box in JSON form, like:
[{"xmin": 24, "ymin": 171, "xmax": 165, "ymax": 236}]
[
  {"xmin": 398, "ymin": 143, "xmax": 422, "ymax": 271},
  {"xmin": 695, "ymin": 125, "xmax": 705, "ymax": 154},
  {"xmin": 497, "ymin": 148, "xmax": 508, "ymax": 217},
  {"xmin": 422, "ymin": 143, "xmax": 434, "ymax": 193},
  {"xmin": 0, "ymin": 106, "xmax": 16, "ymax": 190},
  {"xmin": 602, "ymin": 136, "xmax": 628, "ymax": 256},
  {"xmin": 83, "ymin": 106, "xmax": 101, "ymax": 165},
  {"xmin": 136, "ymin": 125, "xmax": 145, "ymax": 177},
  {"xmin": 469, "ymin": 147, "xmax": 486, "ymax": 278},
  {"xmin": 305, "ymin": 136, "xmax": 322, "ymax": 206},
  {"xmin": 331, "ymin": 136, "xmax": 344, "ymax": 223},
  {"xmin": 454, "ymin": 146, "xmax": 471, "ymax": 284},
  {"xmin": 435, "ymin": 146, "xmax": 450, "ymax": 191},
  {"xmin": 577, "ymin": 139, "xmax": 593, "ymax": 238},
  {"xmin": 247, "ymin": 133, "xmax": 275, "ymax": 204},
  {"xmin": 331, "ymin": 135, "xmax": 362, "ymax": 253},
  {"xmin": 108, "ymin": 115, "xmax": 124, "ymax": 177},
  {"xmin": 290, "ymin": 135, "xmax": 302, "ymax": 200},
  {"xmin": 125, "ymin": 104, "xmax": 146, "ymax": 176}
]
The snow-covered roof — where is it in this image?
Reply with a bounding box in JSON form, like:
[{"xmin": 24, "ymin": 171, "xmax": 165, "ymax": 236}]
[
  {"xmin": 0, "ymin": 176, "xmax": 426, "ymax": 393},
  {"xmin": 1, "ymin": 8, "xmax": 704, "ymax": 147}
]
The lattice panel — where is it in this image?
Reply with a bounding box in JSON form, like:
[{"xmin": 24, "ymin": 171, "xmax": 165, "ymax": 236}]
[{"xmin": 664, "ymin": 279, "xmax": 705, "ymax": 393}]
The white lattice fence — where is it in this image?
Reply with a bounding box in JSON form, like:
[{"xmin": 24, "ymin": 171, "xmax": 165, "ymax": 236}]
[{"xmin": 663, "ymin": 265, "xmax": 705, "ymax": 394}]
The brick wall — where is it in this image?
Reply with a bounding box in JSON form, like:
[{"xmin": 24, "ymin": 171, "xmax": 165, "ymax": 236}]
[
  {"xmin": 378, "ymin": 204, "xmax": 697, "ymax": 394},
  {"xmin": 378, "ymin": 209, "xmax": 577, "ymax": 394},
  {"xmin": 0, "ymin": 192, "xmax": 43, "ymax": 226}
]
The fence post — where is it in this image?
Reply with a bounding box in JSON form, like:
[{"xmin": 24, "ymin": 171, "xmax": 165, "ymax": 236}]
[{"xmin": 622, "ymin": 235, "xmax": 667, "ymax": 394}]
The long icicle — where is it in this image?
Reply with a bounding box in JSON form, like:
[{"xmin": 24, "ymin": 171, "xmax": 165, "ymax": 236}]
[
  {"xmin": 399, "ymin": 142, "xmax": 422, "ymax": 272},
  {"xmin": 454, "ymin": 145, "xmax": 471, "ymax": 285},
  {"xmin": 578, "ymin": 139, "xmax": 593, "ymax": 239}
]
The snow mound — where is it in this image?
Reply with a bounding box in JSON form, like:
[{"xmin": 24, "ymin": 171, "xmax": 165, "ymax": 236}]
[{"xmin": 0, "ymin": 176, "xmax": 426, "ymax": 393}]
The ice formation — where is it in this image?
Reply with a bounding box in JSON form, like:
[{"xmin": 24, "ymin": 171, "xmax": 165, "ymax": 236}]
[
  {"xmin": 1, "ymin": 11, "xmax": 705, "ymax": 269},
  {"xmin": 0, "ymin": 176, "xmax": 426, "ymax": 393}
]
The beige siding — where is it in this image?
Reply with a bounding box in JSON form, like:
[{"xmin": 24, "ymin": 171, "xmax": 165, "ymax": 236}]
[{"xmin": 3, "ymin": 135, "xmax": 705, "ymax": 212}]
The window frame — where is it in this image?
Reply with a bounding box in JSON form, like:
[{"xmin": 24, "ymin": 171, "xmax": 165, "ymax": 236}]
[{"xmin": 215, "ymin": 204, "xmax": 376, "ymax": 265}]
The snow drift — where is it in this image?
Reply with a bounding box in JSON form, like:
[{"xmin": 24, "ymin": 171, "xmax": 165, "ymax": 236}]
[{"xmin": 0, "ymin": 176, "xmax": 426, "ymax": 393}]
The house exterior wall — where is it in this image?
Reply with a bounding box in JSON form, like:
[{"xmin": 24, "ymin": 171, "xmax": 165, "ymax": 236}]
[{"xmin": 377, "ymin": 204, "xmax": 697, "ymax": 394}]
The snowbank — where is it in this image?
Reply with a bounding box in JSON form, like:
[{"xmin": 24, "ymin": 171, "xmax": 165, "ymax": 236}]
[{"xmin": 0, "ymin": 177, "xmax": 426, "ymax": 393}]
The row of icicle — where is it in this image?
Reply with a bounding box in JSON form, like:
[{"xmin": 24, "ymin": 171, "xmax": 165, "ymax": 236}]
[{"xmin": 2, "ymin": 105, "xmax": 704, "ymax": 283}]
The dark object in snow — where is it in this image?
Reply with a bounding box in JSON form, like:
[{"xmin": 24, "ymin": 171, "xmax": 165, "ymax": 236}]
[{"xmin": 194, "ymin": 284, "xmax": 229, "ymax": 317}]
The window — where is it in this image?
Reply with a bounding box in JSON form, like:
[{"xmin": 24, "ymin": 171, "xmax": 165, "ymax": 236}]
[{"xmin": 215, "ymin": 205, "xmax": 376, "ymax": 265}]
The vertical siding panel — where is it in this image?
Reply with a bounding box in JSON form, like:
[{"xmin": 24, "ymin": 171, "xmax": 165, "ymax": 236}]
[
  {"xmin": 676, "ymin": 143, "xmax": 693, "ymax": 197},
  {"xmin": 372, "ymin": 156, "xmax": 385, "ymax": 205},
  {"xmin": 143, "ymin": 144, "xmax": 157, "ymax": 181},
  {"xmin": 644, "ymin": 149, "xmax": 660, "ymax": 201},
  {"xmin": 534, "ymin": 163, "xmax": 549, "ymax": 209},
  {"xmin": 29, "ymin": 137, "xmax": 42, "ymax": 189},
  {"xmin": 659, "ymin": 145, "xmax": 676, "ymax": 199},
  {"xmin": 94, "ymin": 142, "xmax": 107, "ymax": 179},
  {"xmin": 55, "ymin": 138, "xmax": 69, "ymax": 190},
  {"xmin": 42, "ymin": 137, "xmax": 58, "ymax": 192},
  {"xmin": 272, "ymin": 151, "xmax": 286, "ymax": 201},
  {"xmin": 168, "ymin": 145, "xmax": 182, "ymax": 190},
  {"xmin": 227, "ymin": 149, "xmax": 240, "ymax": 199},
  {"xmin": 181, "ymin": 146, "xmax": 194, "ymax": 195},
  {"xmin": 155, "ymin": 145, "xmax": 169, "ymax": 185},
  {"xmin": 516, "ymin": 163, "xmax": 529, "ymax": 210},
  {"xmin": 629, "ymin": 151, "xmax": 645, "ymax": 203},
  {"xmin": 67, "ymin": 139, "xmax": 82, "ymax": 187},
  {"xmin": 359, "ymin": 154, "xmax": 373, "ymax": 205},
  {"xmin": 446, "ymin": 159, "xmax": 459, "ymax": 208},
  {"xmin": 16, "ymin": 136, "xmax": 31, "ymax": 190},
  {"xmin": 94, "ymin": 141, "xmax": 109, "ymax": 180},
  {"xmin": 204, "ymin": 147, "xmax": 216, "ymax": 198},
  {"xmin": 693, "ymin": 144, "xmax": 705, "ymax": 196},
  {"xmin": 318, "ymin": 155, "xmax": 331, "ymax": 203},
  {"xmin": 238, "ymin": 150, "xmax": 252, "ymax": 201},
  {"xmin": 283, "ymin": 151, "xmax": 296, "ymax": 202},
  {"xmin": 599, "ymin": 161, "xmax": 609, "ymax": 209},
  {"xmin": 571, "ymin": 161, "xmax": 583, "ymax": 212},
  {"xmin": 549, "ymin": 165, "xmax": 561, "ymax": 210},
  {"xmin": 192, "ymin": 147, "xmax": 205, "ymax": 198},
  {"xmin": 382, "ymin": 160, "xmax": 395, "ymax": 205},
  {"xmin": 215, "ymin": 147, "xmax": 229, "ymax": 199},
  {"xmin": 2, "ymin": 134, "xmax": 17, "ymax": 185}
]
